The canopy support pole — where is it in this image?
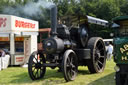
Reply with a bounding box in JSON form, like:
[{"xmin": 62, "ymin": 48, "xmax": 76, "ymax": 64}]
[{"xmin": 10, "ymin": 33, "xmax": 15, "ymax": 65}]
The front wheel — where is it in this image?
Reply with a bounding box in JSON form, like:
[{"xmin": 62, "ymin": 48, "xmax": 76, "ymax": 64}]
[
  {"xmin": 62, "ymin": 50, "xmax": 78, "ymax": 82},
  {"xmin": 28, "ymin": 51, "xmax": 46, "ymax": 80}
]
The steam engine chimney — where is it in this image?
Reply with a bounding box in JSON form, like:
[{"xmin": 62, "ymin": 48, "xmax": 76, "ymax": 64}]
[{"xmin": 50, "ymin": 5, "xmax": 57, "ymax": 36}]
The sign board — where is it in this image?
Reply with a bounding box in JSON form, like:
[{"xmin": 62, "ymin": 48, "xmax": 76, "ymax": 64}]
[
  {"xmin": 0, "ymin": 14, "xmax": 38, "ymax": 32},
  {"xmin": 114, "ymin": 37, "xmax": 128, "ymax": 64},
  {"xmin": 15, "ymin": 55, "xmax": 24, "ymax": 65}
]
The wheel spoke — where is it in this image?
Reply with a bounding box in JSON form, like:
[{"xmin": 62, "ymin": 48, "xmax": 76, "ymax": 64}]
[
  {"xmin": 38, "ymin": 69, "xmax": 40, "ymax": 78},
  {"xmin": 32, "ymin": 67, "xmax": 36, "ymax": 72},
  {"xmin": 67, "ymin": 57, "xmax": 70, "ymax": 63},
  {"xmin": 95, "ymin": 47, "xmax": 99, "ymax": 51},
  {"xmin": 40, "ymin": 61, "xmax": 43, "ymax": 64},
  {"xmin": 71, "ymin": 69, "xmax": 76, "ymax": 76},
  {"xmin": 33, "ymin": 69, "xmax": 37, "ymax": 78},
  {"xmin": 96, "ymin": 44, "xmax": 105, "ymax": 55},
  {"xmin": 97, "ymin": 43, "xmax": 102, "ymax": 48},
  {"xmin": 70, "ymin": 69, "xmax": 73, "ymax": 79},
  {"xmin": 66, "ymin": 64, "xmax": 70, "ymax": 67},
  {"xmin": 37, "ymin": 69, "xmax": 40, "ymax": 77},
  {"xmin": 70, "ymin": 56, "xmax": 73, "ymax": 63},
  {"xmin": 37, "ymin": 54, "xmax": 41, "ymax": 63},
  {"xmin": 33, "ymin": 58, "xmax": 37, "ymax": 63},
  {"xmin": 95, "ymin": 47, "xmax": 105, "ymax": 59},
  {"xmin": 67, "ymin": 69, "xmax": 71, "ymax": 79},
  {"xmin": 32, "ymin": 64, "xmax": 35, "ymax": 67},
  {"xmin": 67, "ymin": 57, "xmax": 71, "ymax": 67},
  {"xmin": 99, "ymin": 48, "xmax": 104, "ymax": 53},
  {"xmin": 40, "ymin": 69, "xmax": 42, "ymax": 75},
  {"xmin": 96, "ymin": 62, "xmax": 101, "ymax": 70},
  {"xmin": 37, "ymin": 69, "xmax": 39, "ymax": 78},
  {"xmin": 35, "ymin": 69, "xmax": 39, "ymax": 78},
  {"xmin": 98, "ymin": 60, "xmax": 103, "ymax": 66},
  {"xmin": 40, "ymin": 60, "xmax": 44, "ymax": 65},
  {"xmin": 71, "ymin": 63, "xmax": 75, "ymax": 68},
  {"xmin": 100, "ymin": 56, "xmax": 104, "ymax": 58},
  {"xmin": 41, "ymin": 66, "xmax": 44, "ymax": 70},
  {"xmin": 95, "ymin": 48, "xmax": 100, "ymax": 55},
  {"xmin": 34, "ymin": 55, "xmax": 37, "ymax": 60},
  {"xmin": 70, "ymin": 69, "xmax": 73, "ymax": 77},
  {"xmin": 34, "ymin": 54, "xmax": 39, "ymax": 63}
]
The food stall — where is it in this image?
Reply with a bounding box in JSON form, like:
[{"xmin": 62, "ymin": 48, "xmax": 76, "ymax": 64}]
[{"xmin": 0, "ymin": 14, "xmax": 39, "ymax": 65}]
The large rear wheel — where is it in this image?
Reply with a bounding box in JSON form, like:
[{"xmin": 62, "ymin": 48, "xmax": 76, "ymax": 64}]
[
  {"xmin": 87, "ymin": 37, "xmax": 106, "ymax": 73},
  {"xmin": 62, "ymin": 50, "xmax": 78, "ymax": 82},
  {"xmin": 28, "ymin": 51, "xmax": 46, "ymax": 80}
]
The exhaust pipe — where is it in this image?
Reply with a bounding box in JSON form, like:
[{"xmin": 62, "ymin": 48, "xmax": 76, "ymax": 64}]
[{"xmin": 50, "ymin": 5, "xmax": 57, "ymax": 36}]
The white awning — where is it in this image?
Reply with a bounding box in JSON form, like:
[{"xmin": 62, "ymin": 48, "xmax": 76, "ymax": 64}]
[
  {"xmin": 0, "ymin": 31, "xmax": 38, "ymax": 37},
  {"xmin": 21, "ymin": 32, "xmax": 38, "ymax": 36},
  {"xmin": 0, "ymin": 32, "xmax": 10, "ymax": 37}
]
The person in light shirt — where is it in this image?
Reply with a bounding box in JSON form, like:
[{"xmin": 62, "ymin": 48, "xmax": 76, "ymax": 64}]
[{"xmin": 107, "ymin": 42, "xmax": 113, "ymax": 61}]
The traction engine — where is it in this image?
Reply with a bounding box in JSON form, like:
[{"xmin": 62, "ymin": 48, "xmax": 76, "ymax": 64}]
[{"xmin": 28, "ymin": 5, "xmax": 108, "ymax": 81}]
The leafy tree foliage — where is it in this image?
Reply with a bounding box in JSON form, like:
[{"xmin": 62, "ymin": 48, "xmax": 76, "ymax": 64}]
[{"xmin": 0, "ymin": 0, "xmax": 128, "ymax": 38}]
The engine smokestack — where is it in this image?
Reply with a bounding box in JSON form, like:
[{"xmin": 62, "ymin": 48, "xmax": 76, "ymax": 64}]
[{"xmin": 50, "ymin": 5, "xmax": 57, "ymax": 36}]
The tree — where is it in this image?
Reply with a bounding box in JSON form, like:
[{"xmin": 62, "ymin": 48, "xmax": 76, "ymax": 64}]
[
  {"xmin": 0, "ymin": 0, "xmax": 127, "ymax": 38},
  {"xmin": 96, "ymin": 0, "xmax": 121, "ymax": 21},
  {"xmin": 120, "ymin": 0, "xmax": 128, "ymax": 15}
]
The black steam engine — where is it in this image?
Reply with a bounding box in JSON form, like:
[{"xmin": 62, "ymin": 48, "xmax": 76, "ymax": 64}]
[{"xmin": 28, "ymin": 5, "xmax": 108, "ymax": 81}]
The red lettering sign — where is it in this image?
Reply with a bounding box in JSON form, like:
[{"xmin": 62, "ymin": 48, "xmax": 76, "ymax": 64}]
[
  {"xmin": 0, "ymin": 18, "xmax": 7, "ymax": 28},
  {"xmin": 15, "ymin": 20, "xmax": 35, "ymax": 29},
  {"xmin": 16, "ymin": 57, "xmax": 24, "ymax": 62}
]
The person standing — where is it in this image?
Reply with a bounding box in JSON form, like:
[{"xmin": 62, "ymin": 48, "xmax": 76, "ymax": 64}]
[{"xmin": 107, "ymin": 42, "xmax": 113, "ymax": 61}]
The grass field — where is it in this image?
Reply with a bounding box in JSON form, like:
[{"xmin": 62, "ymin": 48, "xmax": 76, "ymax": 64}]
[{"xmin": 0, "ymin": 60, "xmax": 116, "ymax": 85}]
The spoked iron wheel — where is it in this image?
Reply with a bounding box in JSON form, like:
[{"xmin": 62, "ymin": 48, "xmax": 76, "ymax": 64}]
[
  {"xmin": 28, "ymin": 51, "xmax": 46, "ymax": 80},
  {"xmin": 87, "ymin": 37, "xmax": 106, "ymax": 73},
  {"xmin": 62, "ymin": 50, "xmax": 78, "ymax": 82}
]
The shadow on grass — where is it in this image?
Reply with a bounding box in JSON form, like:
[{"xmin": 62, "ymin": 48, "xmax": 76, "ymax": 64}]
[
  {"xmin": 78, "ymin": 69, "xmax": 90, "ymax": 75},
  {"xmin": 8, "ymin": 67, "xmax": 115, "ymax": 85},
  {"xmin": 88, "ymin": 72, "xmax": 115, "ymax": 85},
  {"xmin": 9, "ymin": 72, "xmax": 33, "ymax": 84},
  {"xmin": 9, "ymin": 67, "xmax": 90, "ymax": 84},
  {"xmin": 9, "ymin": 68, "xmax": 65, "ymax": 84}
]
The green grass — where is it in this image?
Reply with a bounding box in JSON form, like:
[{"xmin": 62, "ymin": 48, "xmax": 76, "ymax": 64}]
[{"xmin": 0, "ymin": 60, "xmax": 116, "ymax": 85}]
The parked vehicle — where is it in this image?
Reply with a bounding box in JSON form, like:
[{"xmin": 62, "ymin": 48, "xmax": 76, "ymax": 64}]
[{"xmin": 112, "ymin": 16, "xmax": 128, "ymax": 85}]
